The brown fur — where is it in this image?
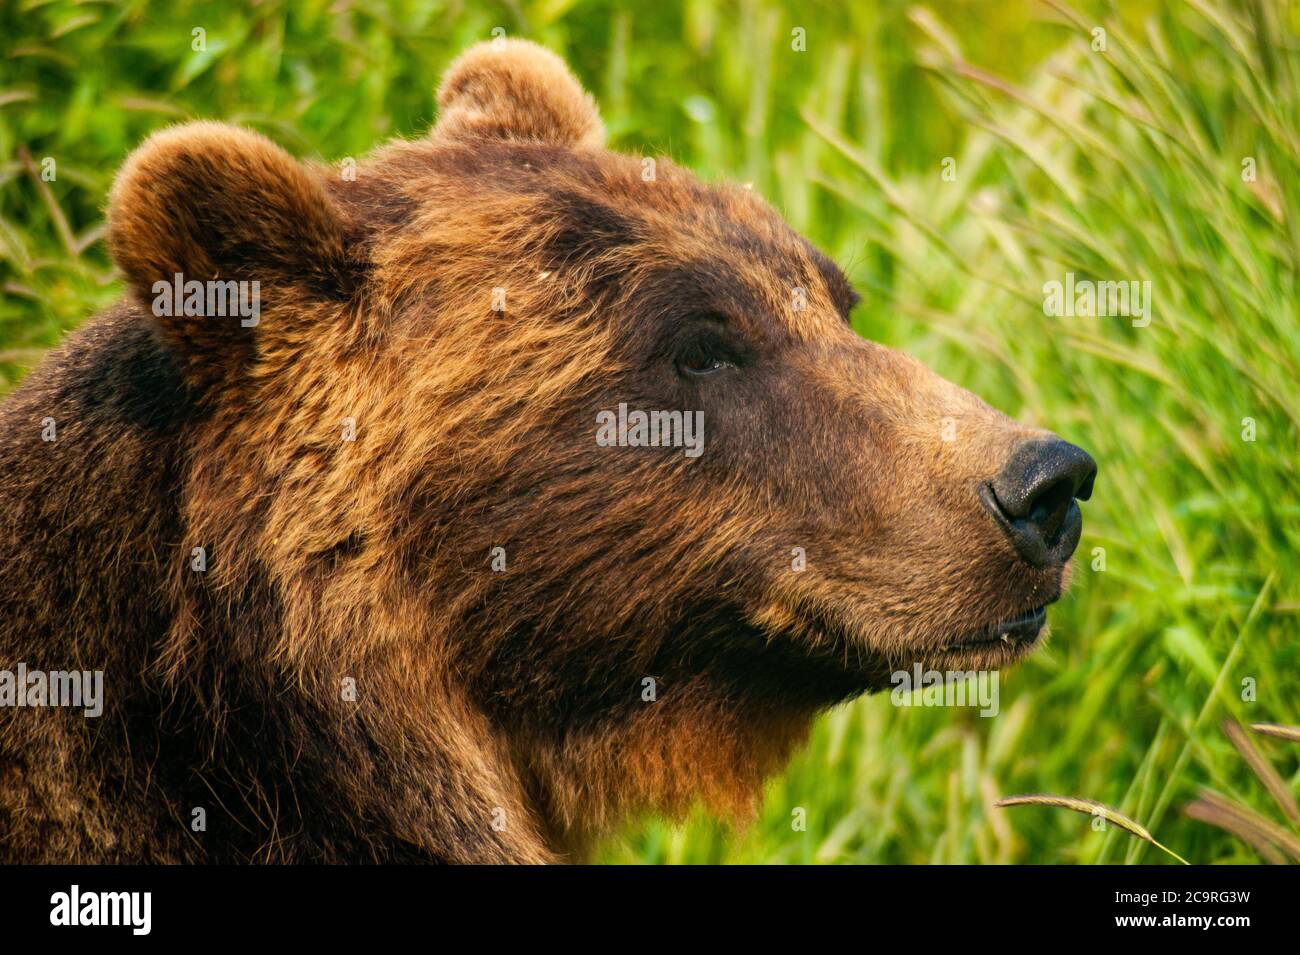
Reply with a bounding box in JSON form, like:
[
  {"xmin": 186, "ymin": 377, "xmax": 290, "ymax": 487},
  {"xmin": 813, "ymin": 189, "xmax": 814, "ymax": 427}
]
[{"xmin": 0, "ymin": 40, "xmax": 1065, "ymax": 863}]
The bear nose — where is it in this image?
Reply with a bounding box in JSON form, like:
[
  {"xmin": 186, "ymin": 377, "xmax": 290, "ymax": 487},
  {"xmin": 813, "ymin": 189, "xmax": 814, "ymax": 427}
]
[{"xmin": 979, "ymin": 437, "xmax": 1097, "ymax": 568}]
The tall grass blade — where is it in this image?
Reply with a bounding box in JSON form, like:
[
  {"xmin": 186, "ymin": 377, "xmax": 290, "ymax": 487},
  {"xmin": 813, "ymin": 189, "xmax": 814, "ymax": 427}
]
[{"xmin": 996, "ymin": 794, "xmax": 1188, "ymax": 864}]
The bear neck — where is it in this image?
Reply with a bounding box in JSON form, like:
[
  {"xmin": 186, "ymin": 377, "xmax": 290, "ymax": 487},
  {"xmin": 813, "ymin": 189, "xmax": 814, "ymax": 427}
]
[{"xmin": 454, "ymin": 604, "xmax": 882, "ymax": 857}]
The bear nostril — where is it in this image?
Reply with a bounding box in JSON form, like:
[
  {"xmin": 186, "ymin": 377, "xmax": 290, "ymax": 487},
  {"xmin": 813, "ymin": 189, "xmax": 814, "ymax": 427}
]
[
  {"xmin": 981, "ymin": 437, "xmax": 1098, "ymax": 568},
  {"xmin": 1027, "ymin": 478, "xmax": 1074, "ymax": 542}
]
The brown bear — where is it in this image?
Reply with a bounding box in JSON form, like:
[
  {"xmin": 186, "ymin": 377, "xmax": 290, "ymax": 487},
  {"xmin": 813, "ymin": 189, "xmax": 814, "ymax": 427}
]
[{"xmin": 0, "ymin": 40, "xmax": 1095, "ymax": 863}]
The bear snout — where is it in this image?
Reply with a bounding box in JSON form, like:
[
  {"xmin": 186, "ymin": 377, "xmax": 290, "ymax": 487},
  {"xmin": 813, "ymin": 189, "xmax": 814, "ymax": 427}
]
[{"xmin": 978, "ymin": 437, "xmax": 1098, "ymax": 568}]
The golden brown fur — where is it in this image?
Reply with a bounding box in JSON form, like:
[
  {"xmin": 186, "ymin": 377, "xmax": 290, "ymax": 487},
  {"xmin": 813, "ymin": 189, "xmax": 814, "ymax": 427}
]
[{"xmin": 0, "ymin": 40, "xmax": 1066, "ymax": 863}]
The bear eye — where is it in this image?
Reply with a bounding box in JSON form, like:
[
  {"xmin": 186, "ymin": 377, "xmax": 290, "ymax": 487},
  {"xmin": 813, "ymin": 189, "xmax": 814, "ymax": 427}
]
[{"xmin": 677, "ymin": 344, "xmax": 734, "ymax": 377}]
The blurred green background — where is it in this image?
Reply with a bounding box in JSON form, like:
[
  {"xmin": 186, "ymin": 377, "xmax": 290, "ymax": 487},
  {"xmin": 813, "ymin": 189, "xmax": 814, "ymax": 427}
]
[{"xmin": 2, "ymin": 0, "xmax": 1298, "ymax": 864}]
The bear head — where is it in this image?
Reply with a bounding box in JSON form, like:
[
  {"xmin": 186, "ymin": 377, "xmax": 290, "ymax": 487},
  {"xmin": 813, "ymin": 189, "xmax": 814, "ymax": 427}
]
[{"xmin": 105, "ymin": 39, "xmax": 1095, "ymax": 856}]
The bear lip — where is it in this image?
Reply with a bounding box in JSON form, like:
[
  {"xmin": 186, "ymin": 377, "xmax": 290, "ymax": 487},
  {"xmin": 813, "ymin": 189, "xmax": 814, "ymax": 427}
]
[{"xmin": 945, "ymin": 603, "xmax": 1051, "ymax": 651}]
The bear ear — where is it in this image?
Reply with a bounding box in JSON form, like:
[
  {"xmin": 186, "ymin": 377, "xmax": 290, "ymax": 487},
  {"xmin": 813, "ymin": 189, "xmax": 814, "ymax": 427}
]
[
  {"xmin": 107, "ymin": 121, "xmax": 355, "ymax": 392},
  {"xmin": 432, "ymin": 39, "xmax": 604, "ymax": 148}
]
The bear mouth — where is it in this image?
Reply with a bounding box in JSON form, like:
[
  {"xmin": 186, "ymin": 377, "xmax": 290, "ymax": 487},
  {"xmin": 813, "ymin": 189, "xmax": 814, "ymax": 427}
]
[
  {"xmin": 943, "ymin": 603, "xmax": 1051, "ymax": 652},
  {"xmin": 756, "ymin": 592, "xmax": 1060, "ymax": 683}
]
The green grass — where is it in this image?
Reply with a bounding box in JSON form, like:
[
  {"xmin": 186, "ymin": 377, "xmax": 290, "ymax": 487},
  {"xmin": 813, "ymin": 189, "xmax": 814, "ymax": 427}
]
[{"xmin": 2, "ymin": 0, "xmax": 1297, "ymax": 864}]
